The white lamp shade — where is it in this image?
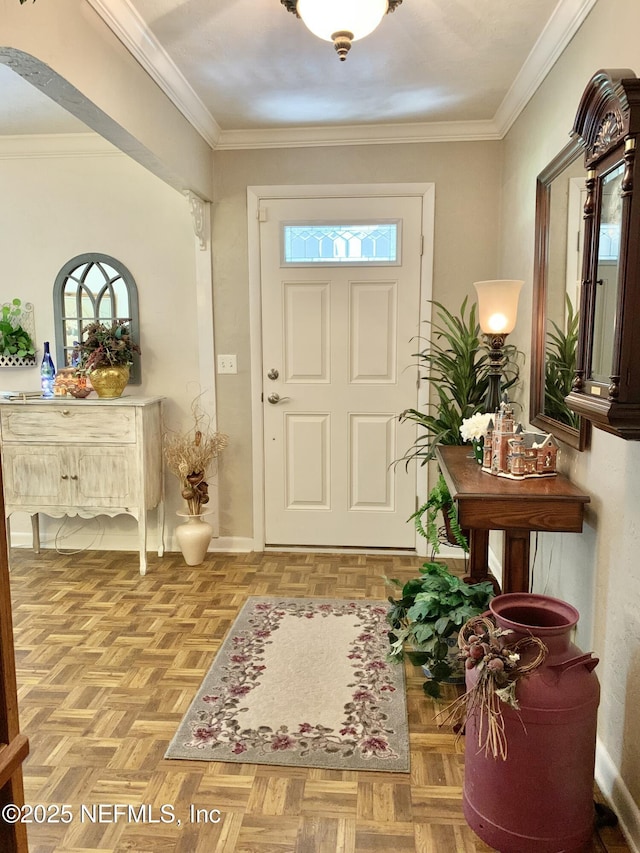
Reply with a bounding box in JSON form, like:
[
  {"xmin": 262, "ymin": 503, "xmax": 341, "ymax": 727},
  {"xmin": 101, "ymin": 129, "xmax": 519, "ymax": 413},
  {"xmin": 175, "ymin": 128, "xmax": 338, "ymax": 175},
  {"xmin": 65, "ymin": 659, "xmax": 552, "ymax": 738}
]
[
  {"xmin": 297, "ymin": 0, "xmax": 389, "ymax": 42},
  {"xmin": 473, "ymin": 280, "xmax": 524, "ymax": 335}
]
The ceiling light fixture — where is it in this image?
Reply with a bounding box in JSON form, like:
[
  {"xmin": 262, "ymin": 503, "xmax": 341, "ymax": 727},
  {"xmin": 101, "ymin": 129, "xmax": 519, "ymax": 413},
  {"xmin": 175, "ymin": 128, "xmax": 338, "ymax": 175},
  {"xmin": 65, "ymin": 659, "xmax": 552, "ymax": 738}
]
[{"xmin": 281, "ymin": 0, "xmax": 403, "ymax": 62}]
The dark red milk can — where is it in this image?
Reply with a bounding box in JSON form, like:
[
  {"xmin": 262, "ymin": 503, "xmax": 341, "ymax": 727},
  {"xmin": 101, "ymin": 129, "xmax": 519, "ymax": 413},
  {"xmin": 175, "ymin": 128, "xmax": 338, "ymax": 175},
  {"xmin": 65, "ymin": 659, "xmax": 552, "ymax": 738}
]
[{"xmin": 463, "ymin": 593, "xmax": 600, "ymax": 853}]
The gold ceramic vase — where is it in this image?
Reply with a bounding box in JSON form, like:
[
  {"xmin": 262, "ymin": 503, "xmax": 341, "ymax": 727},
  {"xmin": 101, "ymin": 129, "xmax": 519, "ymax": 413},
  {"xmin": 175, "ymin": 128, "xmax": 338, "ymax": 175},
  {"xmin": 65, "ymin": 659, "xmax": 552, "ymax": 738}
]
[{"xmin": 89, "ymin": 364, "xmax": 130, "ymax": 398}]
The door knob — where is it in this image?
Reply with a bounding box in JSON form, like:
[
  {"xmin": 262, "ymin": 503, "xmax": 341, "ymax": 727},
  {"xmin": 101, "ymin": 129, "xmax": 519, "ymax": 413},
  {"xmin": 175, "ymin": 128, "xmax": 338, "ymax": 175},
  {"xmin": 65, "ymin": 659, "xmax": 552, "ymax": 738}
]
[
  {"xmin": 267, "ymin": 368, "xmax": 279, "ymax": 380},
  {"xmin": 267, "ymin": 393, "xmax": 290, "ymax": 404}
]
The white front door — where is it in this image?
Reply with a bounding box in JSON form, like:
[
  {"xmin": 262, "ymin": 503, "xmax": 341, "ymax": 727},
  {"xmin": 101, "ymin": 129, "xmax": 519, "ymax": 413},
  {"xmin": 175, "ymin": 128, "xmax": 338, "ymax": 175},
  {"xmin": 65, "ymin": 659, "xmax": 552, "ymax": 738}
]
[{"xmin": 258, "ymin": 193, "xmax": 425, "ymax": 549}]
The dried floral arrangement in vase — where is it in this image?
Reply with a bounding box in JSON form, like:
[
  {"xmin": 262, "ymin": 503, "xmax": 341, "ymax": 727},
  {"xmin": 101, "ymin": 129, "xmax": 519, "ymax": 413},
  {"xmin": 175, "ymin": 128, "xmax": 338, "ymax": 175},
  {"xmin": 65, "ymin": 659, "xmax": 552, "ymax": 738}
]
[
  {"xmin": 76, "ymin": 320, "xmax": 140, "ymax": 372},
  {"xmin": 74, "ymin": 319, "xmax": 141, "ymax": 399},
  {"xmin": 164, "ymin": 397, "xmax": 228, "ymax": 516}
]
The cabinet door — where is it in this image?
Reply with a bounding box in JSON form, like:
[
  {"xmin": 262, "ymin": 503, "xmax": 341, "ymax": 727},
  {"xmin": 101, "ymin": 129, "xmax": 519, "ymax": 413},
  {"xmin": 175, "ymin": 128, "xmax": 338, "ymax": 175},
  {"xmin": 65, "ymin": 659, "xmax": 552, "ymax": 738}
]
[
  {"xmin": 72, "ymin": 446, "xmax": 137, "ymax": 507},
  {"xmin": 2, "ymin": 446, "xmax": 67, "ymax": 505},
  {"xmin": 2, "ymin": 445, "xmax": 137, "ymax": 510}
]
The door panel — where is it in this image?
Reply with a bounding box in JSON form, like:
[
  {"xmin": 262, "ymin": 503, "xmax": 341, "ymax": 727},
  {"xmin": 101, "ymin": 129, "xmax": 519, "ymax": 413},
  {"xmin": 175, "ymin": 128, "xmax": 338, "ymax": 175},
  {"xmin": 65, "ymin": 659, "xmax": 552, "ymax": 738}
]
[
  {"xmin": 285, "ymin": 413, "xmax": 330, "ymax": 509},
  {"xmin": 261, "ymin": 195, "xmax": 422, "ymax": 548},
  {"xmin": 284, "ymin": 283, "xmax": 330, "ymax": 382},
  {"xmin": 348, "ymin": 414, "xmax": 395, "ymax": 509},
  {"xmin": 350, "ymin": 281, "xmax": 397, "ymax": 382}
]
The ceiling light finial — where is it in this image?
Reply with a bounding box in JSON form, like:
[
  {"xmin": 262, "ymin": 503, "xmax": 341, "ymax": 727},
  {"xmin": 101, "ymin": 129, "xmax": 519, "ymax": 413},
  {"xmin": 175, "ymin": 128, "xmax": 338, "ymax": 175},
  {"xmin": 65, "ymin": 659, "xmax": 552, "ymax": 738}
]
[
  {"xmin": 332, "ymin": 31, "xmax": 353, "ymax": 62},
  {"xmin": 281, "ymin": 0, "xmax": 403, "ymax": 61}
]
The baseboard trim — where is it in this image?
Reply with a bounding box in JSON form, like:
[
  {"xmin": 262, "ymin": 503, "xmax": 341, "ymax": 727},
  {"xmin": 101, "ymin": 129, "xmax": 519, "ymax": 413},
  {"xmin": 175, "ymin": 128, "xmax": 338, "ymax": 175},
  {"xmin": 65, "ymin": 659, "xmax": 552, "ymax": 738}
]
[
  {"xmin": 595, "ymin": 738, "xmax": 640, "ymax": 853},
  {"xmin": 207, "ymin": 537, "xmax": 254, "ymax": 553},
  {"xmin": 8, "ymin": 533, "xmax": 421, "ymax": 558},
  {"xmin": 8, "ymin": 529, "xmax": 255, "ymax": 556},
  {"xmin": 430, "ymin": 543, "xmax": 467, "ymax": 560}
]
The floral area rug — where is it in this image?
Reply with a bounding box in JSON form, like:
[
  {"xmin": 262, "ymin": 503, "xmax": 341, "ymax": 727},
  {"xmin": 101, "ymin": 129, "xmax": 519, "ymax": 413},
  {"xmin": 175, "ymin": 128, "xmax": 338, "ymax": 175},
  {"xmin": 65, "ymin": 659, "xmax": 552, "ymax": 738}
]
[{"xmin": 165, "ymin": 596, "xmax": 409, "ymax": 772}]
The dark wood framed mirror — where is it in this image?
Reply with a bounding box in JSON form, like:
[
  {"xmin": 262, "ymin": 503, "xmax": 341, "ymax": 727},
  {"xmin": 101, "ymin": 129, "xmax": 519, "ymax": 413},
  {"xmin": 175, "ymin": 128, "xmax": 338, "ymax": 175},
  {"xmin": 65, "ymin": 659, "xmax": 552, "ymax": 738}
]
[
  {"xmin": 566, "ymin": 68, "xmax": 640, "ymax": 439},
  {"xmin": 530, "ymin": 138, "xmax": 590, "ymax": 450}
]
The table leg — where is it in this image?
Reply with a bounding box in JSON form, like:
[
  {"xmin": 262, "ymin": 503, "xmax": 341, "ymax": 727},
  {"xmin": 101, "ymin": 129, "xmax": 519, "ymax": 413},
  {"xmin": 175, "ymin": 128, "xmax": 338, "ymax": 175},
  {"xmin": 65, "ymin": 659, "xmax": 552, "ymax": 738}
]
[
  {"xmin": 31, "ymin": 514, "xmax": 40, "ymax": 554},
  {"xmin": 157, "ymin": 500, "xmax": 165, "ymax": 557},
  {"xmin": 138, "ymin": 512, "xmax": 147, "ymax": 577},
  {"xmin": 502, "ymin": 529, "xmax": 531, "ymax": 593},
  {"xmin": 464, "ymin": 528, "xmax": 490, "ymax": 583}
]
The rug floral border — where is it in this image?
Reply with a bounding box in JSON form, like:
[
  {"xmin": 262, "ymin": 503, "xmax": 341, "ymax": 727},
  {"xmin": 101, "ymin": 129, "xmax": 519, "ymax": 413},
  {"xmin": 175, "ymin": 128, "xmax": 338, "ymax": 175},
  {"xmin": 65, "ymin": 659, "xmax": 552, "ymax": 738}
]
[{"xmin": 165, "ymin": 596, "xmax": 409, "ymax": 772}]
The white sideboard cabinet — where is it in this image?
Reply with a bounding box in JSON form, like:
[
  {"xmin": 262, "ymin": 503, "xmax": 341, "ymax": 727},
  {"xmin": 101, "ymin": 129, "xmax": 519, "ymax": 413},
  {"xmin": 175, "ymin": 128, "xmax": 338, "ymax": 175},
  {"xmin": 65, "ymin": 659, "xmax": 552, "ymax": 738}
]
[{"xmin": 0, "ymin": 396, "xmax": 164, "ymax": 575}]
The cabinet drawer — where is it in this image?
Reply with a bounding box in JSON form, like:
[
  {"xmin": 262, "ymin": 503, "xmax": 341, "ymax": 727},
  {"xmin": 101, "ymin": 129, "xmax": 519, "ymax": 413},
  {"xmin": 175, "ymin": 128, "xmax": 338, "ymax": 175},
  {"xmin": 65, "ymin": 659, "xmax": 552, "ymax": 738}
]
[{"xmin": 0, "ymin": 406, "xmax": 136, "ymax": 444}]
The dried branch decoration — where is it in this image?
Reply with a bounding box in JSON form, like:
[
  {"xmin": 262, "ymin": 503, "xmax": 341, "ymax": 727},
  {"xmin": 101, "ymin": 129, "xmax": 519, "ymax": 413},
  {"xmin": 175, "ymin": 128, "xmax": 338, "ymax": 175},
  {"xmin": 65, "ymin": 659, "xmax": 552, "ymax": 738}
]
[
  {"xmin": 438, "ymin": 615, "xmax": 547, "ymax": 760},
  {"xmin": 164, "ymin": 396, "xmax": 228, "ymax": 516}
]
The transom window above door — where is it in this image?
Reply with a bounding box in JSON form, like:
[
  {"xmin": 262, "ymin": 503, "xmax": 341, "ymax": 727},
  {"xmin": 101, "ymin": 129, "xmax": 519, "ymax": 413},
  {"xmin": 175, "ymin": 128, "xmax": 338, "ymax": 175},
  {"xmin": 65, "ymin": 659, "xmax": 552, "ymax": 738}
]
[
  {"xmin": 53, "ymin": 253, "xmax": 141, "ymax": 383},
  {"xmin": 282, "ymin": 222, "xmax": 400, "ymax": 266}
]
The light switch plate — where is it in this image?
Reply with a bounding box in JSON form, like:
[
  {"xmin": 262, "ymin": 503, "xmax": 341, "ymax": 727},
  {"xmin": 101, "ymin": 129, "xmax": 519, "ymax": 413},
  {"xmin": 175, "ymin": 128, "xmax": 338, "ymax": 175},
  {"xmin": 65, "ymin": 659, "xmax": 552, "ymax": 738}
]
[{"xmin": 217, "ymin": 354, "xmax": 237, "ymax": 374}]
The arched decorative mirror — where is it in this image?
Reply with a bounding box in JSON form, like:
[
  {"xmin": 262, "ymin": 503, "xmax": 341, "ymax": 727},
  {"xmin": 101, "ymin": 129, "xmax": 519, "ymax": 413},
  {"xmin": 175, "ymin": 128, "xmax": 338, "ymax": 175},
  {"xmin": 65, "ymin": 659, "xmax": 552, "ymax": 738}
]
[
  {"xmin": 566, "ymin": 68, "xmax": 640, "ymax": 439},
  {"xmin": 530, "ymin": 138, "xmax": 590, "ymax": 450}
]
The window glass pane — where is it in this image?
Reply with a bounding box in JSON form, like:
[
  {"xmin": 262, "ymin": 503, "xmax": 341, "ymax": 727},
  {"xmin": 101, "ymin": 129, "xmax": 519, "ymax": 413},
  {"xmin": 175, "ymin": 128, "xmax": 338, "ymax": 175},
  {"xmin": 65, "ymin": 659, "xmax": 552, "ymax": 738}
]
[
  {"xmin": 63, "ymin": 291, "xmax": 78, "ymax": 318},
  {"xmin": 62, "ymin": 319, "xmax": 79, "ymax": 367},
  {"xmin": 112, "ymin": 279, "xmax": 128, "ymax": 313},
  {"xmin": 101, "ymin": 263, "xmax": 119, "ymax": 278},
  {"xmin": 598, "ymin": 222, "xmax": 621, "ymax": 260},
  {"xmin": 98, "ymin": 291, "xmax": 115, "ymax": 320},
  {"xmin": 72, "ymin": 263, "xmax": 90, "ymax": 282},
  {"xmin": 85, "ymin": 264, "xmax": 106, "ymax": 288},
  {"xmin": 283, "ymin": 223, "xmax": 399, "ymax": 264}
]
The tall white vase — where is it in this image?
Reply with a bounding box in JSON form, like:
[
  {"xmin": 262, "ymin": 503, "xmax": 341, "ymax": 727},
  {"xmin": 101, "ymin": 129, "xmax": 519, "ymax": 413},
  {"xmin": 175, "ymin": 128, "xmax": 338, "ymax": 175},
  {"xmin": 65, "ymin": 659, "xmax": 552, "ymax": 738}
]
[{"xmin": 175, "ymin": 513, "xmax": 213, "ymax": 566}]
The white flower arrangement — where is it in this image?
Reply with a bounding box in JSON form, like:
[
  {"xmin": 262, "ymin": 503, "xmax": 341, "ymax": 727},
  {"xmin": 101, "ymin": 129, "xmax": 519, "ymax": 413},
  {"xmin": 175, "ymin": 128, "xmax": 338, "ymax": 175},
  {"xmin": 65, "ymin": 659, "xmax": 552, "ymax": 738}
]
[{"xmin": 460, "ymin": 412, "xmax": 493, "ymax": 443}]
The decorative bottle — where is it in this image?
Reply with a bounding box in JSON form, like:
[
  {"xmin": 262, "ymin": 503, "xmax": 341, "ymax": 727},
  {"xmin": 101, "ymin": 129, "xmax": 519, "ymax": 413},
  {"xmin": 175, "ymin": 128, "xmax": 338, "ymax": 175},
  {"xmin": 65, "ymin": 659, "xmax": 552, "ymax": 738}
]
[{"xmin": 40, "ymin": 341, "xmax": 56, "ymax": 398}]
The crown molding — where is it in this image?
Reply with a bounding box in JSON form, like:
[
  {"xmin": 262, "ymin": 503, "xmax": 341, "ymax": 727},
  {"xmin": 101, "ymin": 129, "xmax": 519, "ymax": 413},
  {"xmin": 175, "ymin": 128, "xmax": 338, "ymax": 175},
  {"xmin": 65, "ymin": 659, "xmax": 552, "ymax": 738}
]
[
  {"xmin": 85, "ymin": 0, "xmax": 220, "ymax": 148},
  {"xmin": 494, "ymin": 0, "xmax": 599, "ymax": 135},
  {"xmin": 0, "ymin": 132, "xmax": 122, "ymax": 159},
  {"xmin": 216, "ymin": 119, "xmax": 501, "ymax": 150},
  {"xmin": 86, "ymin": 0, "xmax": 594, "ymax": 151}
]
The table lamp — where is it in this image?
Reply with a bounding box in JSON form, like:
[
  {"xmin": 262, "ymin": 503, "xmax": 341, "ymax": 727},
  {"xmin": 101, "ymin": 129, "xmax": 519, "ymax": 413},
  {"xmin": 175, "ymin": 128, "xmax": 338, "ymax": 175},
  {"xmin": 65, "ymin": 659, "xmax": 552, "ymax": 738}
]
[{"xmin": 473, "ymin": 279, "xmax": 523, "ymax": 413}]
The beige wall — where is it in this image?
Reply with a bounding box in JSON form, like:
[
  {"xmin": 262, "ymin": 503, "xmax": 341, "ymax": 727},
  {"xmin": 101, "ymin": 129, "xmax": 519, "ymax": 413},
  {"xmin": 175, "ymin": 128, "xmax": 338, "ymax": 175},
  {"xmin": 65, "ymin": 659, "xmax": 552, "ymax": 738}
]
[
  {"xmin": 0, "ymin": 0, "xmax": 212, "ymax": 198},
  {"xmin": 212, "ymin": 142, "xmax": 503, "ymax": 539},
  {"xmin": 501, "ymin": 0, "xmax": 640, "ymax": 836},
  {"xmin": 0, "ymin": 137, "xmax": 203, "ymax": 551}
]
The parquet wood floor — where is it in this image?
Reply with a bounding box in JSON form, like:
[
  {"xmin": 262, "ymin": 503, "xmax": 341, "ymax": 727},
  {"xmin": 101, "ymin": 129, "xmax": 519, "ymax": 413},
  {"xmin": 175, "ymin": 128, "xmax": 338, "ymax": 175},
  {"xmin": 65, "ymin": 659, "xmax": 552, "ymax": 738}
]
[{"xmin": 6, "ymin": 548, "xmax": 631, "ymax": 853}]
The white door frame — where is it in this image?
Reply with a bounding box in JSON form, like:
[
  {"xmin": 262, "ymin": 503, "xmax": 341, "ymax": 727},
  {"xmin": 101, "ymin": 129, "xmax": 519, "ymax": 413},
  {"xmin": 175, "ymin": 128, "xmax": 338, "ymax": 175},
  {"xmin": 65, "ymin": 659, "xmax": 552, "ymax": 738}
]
[{"xmin": 247, "ymin": 183, "xmax": 435, "ymax": 553}]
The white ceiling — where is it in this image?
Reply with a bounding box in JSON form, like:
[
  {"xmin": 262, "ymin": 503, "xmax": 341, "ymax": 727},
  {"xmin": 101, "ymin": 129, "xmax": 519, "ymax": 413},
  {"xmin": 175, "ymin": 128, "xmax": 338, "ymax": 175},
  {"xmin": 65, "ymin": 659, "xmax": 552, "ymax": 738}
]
[{"xmin": 2, "ymin": 0, "xmax": 597, "ymax": 147}]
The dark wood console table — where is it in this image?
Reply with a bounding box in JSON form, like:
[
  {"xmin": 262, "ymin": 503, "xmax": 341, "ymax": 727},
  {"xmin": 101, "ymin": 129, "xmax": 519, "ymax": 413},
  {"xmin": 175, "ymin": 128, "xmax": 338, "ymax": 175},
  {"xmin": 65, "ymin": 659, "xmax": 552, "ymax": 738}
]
[{"xmin": 435, "ymin": 445, "xmax": 590, "ymax": 594}]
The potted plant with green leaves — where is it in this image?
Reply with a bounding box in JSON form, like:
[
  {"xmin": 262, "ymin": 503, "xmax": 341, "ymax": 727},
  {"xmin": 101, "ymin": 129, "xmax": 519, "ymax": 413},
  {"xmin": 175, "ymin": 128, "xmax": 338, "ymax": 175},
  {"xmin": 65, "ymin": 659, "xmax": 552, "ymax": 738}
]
[
  {"xmin": 398, "ymin": 298, "xmax": 520, "ymax": 551},
  {"xmin": 385, "ymin": 560, "xmax": 495, "ymax": 698},
  {"xmin": 408, "ymin": 472, "xmax": 469, "ymax": 554},
  {"xmin": 545, "ymin": 294, "xmax": 579, "ymax": 428},
  {"xmin": 0, "ymin": 299, "xmax": 36, "ymax": 363}
]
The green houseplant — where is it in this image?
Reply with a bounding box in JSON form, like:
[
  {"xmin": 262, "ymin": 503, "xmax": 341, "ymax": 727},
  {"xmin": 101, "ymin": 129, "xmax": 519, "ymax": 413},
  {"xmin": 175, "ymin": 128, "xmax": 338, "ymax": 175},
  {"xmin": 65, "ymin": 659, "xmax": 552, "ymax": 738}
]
[
  {"xmin": 399, "ymin": 298, "xmax": 520, "ymax": 552},
  {"xmin": 398, "ymin": 298, "xmax": 520, "ymax": 466},
  {"xmin": 0, "ymin": 299, "xmax": 35, "ymax": 360},
  {"xmin": 386, "ymin": 561, "xmax": 495, "ymax": 698},
  {"xmin": 544, "ymin": 295, "xmax": 580, "ymax": 428},
  {"xmin": 408, "ymin": 472, "xmax": 469, "ymax": 554}
]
